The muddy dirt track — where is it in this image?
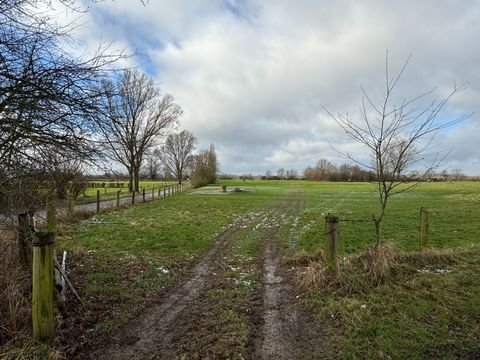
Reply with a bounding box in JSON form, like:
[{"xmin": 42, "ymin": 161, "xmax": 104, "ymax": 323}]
[{"xmin": 80, "ymin": 189, "xmax": 323, "ymax": 359}]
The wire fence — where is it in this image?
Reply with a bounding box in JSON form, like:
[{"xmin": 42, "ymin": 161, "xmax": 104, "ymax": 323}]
[{"xmin": 317, "ymin": 205, "xmax": 479, "ymax": 255}]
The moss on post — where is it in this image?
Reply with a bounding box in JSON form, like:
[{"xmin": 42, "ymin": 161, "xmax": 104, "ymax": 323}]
[{"xmin": 32, "ymin": 232, "xmax": 55, "ymax": 341}]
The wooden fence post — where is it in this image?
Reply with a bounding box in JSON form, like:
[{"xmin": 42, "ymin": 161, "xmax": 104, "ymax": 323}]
[
  {"xmin": 46, "ymin": 194, "xmax": 56, "ymax": 232},
  {"xmin": 32, "ymin": 232, "xmax": 55, "ymax": 341},
  {"xmin": 67, "ymin": 195, "xmax": 74, "ymax": 218},
  {"xmin": 132, "ymin": 190, "xmax": 135, "ymax": 205},
  {"xmin": 142, "ymin": 188, "xmax": 146, "ymax": 203},
  {"xmin": 18, "ymin": 212, "xmax": 30, "ymax": 267},
  {"xmin": 163, "ymin": 186, "xmax": 166, "ymax": 198},
  {"xmin": 152, "ymin": 186, "xmax": 155, "ymax": 200},
  {"xmin": 158, "ymin": 186, "xmax": 161, "ymax": 198},
  {"xmin": 324, "ymin": 215, "xmax": 338, "ymax": 273},
  {"xmin": 96, "ymin": 190, "xmax": 100, "ymax": 213},
  {"xmin": 420, "ymin": 207, "xmax": 429, "ymax": 250},
  {"xmin": 116, "ymin": 190, "xmax": 121, "ymax": 209}
]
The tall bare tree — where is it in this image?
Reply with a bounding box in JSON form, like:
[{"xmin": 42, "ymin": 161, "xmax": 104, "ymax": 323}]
[
  {"xmin": 160, "ymin": 130, "xmax": 197, "ymax": 184},
  {"xmin": 97, "ymin": 69, "xmax": 182, "ymax": 192},
  {"xmin": 327, "ymin": 54, "xmax": 470, "ymax": 245},
  {"xmin": 0, "ymin": 0, "xmax": 123, "ymax": 215}
]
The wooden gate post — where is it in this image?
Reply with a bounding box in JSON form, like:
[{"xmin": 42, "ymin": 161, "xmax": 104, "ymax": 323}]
[
  {"xmin": 116, "ymin": 190, "xmax": 121, "ymax": 209},
  {"xmin": 32, "ymin": 232, "xmax": 55, "ymax": 341},
  {"xmin": 96, "ymin": 190, "xmax": 100, "ymax": 213},
  {"xmin": 420, "ymin": 207, "xmax": 429, "ymax": 250},
  {"xmin": 324, "ymin": 215, "xmax": 339, "ymax": 273}
]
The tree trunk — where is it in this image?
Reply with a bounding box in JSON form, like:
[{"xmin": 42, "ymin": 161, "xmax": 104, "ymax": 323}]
[
  {"xmin": 128, "ymin": 169, "xmax": 134, "ymax": 193},
  {"xmin": 374, "ymin": 219, "xmax": 381, "ymax": 247},
  {"xmin": 134, "ymin": 169, "xmax": 140, "ymax": 193}
]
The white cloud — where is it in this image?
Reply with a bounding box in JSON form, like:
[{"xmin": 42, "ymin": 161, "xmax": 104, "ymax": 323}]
[{"xmin": 51, "ymin": 0, "xmax": 480, "ymax": 175}]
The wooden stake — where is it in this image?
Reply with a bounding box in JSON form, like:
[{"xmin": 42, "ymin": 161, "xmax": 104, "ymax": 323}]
[
  {"xmin": 18, "ymin": 212, "xmax": 30, "ymax": 267},
  {"xmin": 46, "ymin": 194, "xmax": 56, "ymax": 232},
  {"xmin": 324, "ymin": 215, "xmax": 338, "ymax": 273},
  {"xmin": 96, "ymin": 190, "xmax": 100, "ymax": 213},
  {"xmin": 116, "ymin": 190, "xmax": 121, "ymax": 209},
  {"xmin": 420, "ymin": 207, "xmax": 429, "ymax": 250},
  {"xmin": 67, "ymin": 195, "xmax": 74, "ymax": 218},
  {"xmin": 32, "ymin": 232, "xmax": 55, "ymax": 341}
]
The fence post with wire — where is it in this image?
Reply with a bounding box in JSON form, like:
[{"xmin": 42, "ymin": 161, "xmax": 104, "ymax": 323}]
[{"xmin": 324, "ymin": 214, "xmax": 339, "ymax": 273}]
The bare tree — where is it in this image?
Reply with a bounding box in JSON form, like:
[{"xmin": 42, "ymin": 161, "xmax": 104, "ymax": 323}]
[
  {"xmin": 160, "ymin": 130, "xmax": 197, "ymax": 184},
  {"xmin": 97, "ymin": 69, "xmax": 182, "ymax": 192},
  {"xmin": 191, "ymin": 144, "xmax": 217, "ymax": 188},
  {"xmin": 144, "ymin": 149, "xmax": 162, "ymax": 180},
  {"xmin": 327, "ymin": 54, "xmax": 470, "ymax": 245},
  {"xmin": 0, "ymin": 0, "xmax": 124, "ymax": 215}
]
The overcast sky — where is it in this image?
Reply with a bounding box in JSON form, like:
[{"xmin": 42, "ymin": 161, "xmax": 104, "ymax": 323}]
[{"xmin": 52, "ymin": 0, "xmax": 479, "ymax": 175}]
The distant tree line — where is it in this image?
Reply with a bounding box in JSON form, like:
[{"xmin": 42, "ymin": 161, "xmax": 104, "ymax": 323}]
[{"xmin": 304, "ymin": 159, "xmax": 376, "ymax": 181}]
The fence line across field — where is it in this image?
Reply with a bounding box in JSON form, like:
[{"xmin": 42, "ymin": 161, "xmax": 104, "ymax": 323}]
[{"xmin": 37, "ymin": 182, "xmax": 192, "ymax": 219}]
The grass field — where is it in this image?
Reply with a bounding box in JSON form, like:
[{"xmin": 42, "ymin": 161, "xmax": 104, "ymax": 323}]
[{"xmin": 3, "ymin": 180, "xmax": 478, "ymax": 359}]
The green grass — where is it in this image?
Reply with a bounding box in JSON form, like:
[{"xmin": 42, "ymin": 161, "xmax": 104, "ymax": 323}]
[
  {"xmin": 56, "ymin": 184, "xmax": 283, "ymax": 336},
  {"xmin": 54, "ymin": 180, "xmax": 480, "ymax": 359},
  {"xmin": 303, "ymin": 246, "xmax": 480, "ymax": 359}
]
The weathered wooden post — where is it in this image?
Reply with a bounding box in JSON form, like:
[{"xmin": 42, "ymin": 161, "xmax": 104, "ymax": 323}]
[
  {"xmin": 158, "ymin": 186, "xmax": 161, "ymax": 198},
  {"xmin": 32, "ymin": 231, "xmax": 55, "ymax": 341},
  {"xmin": 222, "ymin": 185, "xmax": 227, "ymax": 193},
  {"xmin": 142, "ymin": 188, "xmax": 146, "ymax": 203},
  {"xmin": 67, "ymin": 195, "xmax": 74, "ymax": 218},
  {"xmin": 152, "ymin": 186, "xmax": 155, "ymax": 200},
  {"xmin": 116, "ymin": 190, "xmax": 121, "ymax": 209},
  {"xmin": 46, "ymin": 194, "xmax": 56, "ymax": 232},
  {"xmin": 324, "ymin": 215, "xmax": 338, "ymax": 273},
  {"xmin": 96, "ymin": 190, "xmax": 100, "ymax": 213},
  {"xmin": 420, "ymin": 207, "xmax": 429, "ymax": 250},
  {"xmin": 132, "ymin": 190, "xmax": 135, "ymax": 205},
  {"xmin": 163, "ymin": 186, "xmax": 166, "ymax": 198},
  {"xmin": 18, "ymin": 212, "xmax": 30, "ymax": 267}
]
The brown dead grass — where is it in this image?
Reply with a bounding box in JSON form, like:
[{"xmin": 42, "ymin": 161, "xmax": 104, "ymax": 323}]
[
  {"xmin": 296, "ymin": 244, "xmax": 457, "ymax": 295},
  {"xmin": 0, "ymin": 230, "xmax": 32, "ymax": 346}
]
